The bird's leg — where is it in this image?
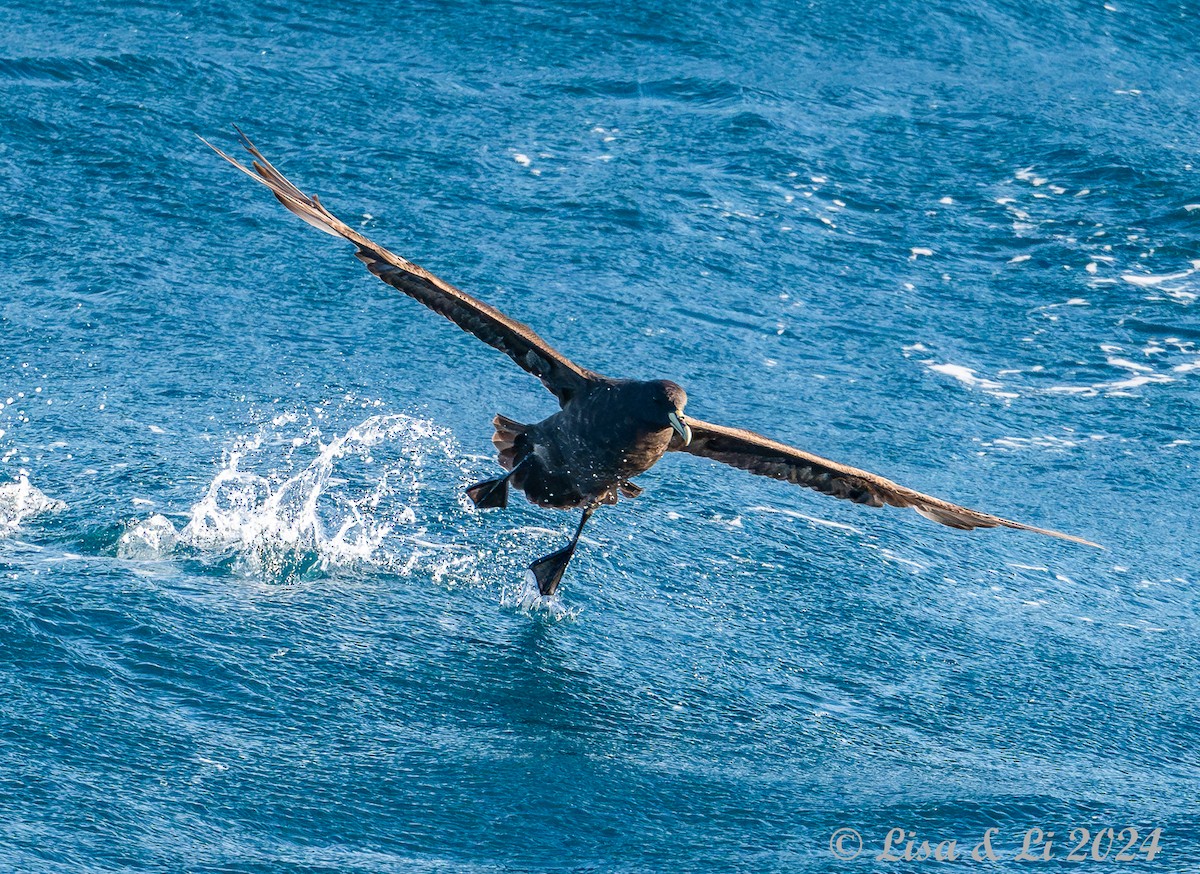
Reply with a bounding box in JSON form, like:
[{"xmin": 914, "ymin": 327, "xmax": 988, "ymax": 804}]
[
  {"xmin": 528, "ymin": 503, "xmax": 598, "ymax": 597},
  {"xmin": 466, "ymin": 460, "xmax": 526, "ymax": 510}
]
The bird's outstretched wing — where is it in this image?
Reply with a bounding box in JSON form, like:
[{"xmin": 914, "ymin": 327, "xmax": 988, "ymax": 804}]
[
  {"xmin": 203, "ymin": 129, "xmax": 601, "ymax": 405},
  {"xmin": 672, "ymin": 417, "xmax": 1100, "ymax": 547}
]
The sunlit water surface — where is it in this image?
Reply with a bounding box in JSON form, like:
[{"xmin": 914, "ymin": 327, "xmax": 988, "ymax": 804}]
[{"xmin": 1, "ymin": 1, "xmax": 1198, "ymax": 870}]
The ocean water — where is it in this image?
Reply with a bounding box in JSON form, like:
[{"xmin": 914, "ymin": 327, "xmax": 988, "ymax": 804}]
[{"xmin": 2, "ymin": 0, "xmax": 1198, "ymax": 870}]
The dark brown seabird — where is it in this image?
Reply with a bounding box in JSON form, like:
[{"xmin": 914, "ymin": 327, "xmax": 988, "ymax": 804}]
[{"xmin": 205, "ymin": 130, "xmax": 1100, "ymax": 596}]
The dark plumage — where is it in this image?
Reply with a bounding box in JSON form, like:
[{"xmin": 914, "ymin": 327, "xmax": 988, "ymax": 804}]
[{"xmin": 205, "ymin": 130, "xmax": 1100, "ymax": 596}]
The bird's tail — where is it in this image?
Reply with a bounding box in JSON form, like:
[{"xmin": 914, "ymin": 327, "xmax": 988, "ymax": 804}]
[{"xmin": 492, "ymin": 414, "xmax": 528, "ymax": 470}]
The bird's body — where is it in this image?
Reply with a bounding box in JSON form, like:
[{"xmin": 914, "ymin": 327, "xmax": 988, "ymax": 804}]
[
  {"xmin": 205, "ymin": 130, "xmax": 1100, "ymax": 596},
  {"xmin": 500, "ymin": 380, "xmax": 684, "ymax": 508}
]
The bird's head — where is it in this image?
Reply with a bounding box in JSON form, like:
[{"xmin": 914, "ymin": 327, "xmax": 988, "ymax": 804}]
[{"xmin": 647, "ymin": 380, "xmax": 691, "ymax": 446}]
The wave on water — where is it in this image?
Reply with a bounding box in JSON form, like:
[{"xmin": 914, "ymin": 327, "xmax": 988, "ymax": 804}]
[{"xmin": 0, "ymin": 474, "xmax": 65, "ymax": 534}]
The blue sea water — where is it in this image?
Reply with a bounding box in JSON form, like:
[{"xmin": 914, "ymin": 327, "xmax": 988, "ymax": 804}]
[{"xmin": 2, "ymin": 0, "xmax": 1198, "ymax": 870}]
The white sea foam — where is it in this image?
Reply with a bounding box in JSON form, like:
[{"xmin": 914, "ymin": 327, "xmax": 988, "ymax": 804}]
[
  {"xmin": 117, "ymin": 514, "xmax": 179, "ymax": 560},
  {"xmin": 1015, "ymin": 167, "xmax": 1049, "ymax": 187},
  {"xmin": 913, "ymin": 335, "xmax": 1197, "ymax": 400},
  {"xmin": 927, "ymin": 362, "xmax": 1000, "ymax": 389},
  {"xmin": 1049, "ymin": 349, "xmax": 1181, "ymax": 396},
  {"xmin": 1105, "ymin": 356, "xmax": 1153, "ymax": 373},
  {"xmin": 1120, "ymin": 259, "xmax": 1200, "ymax": 289},
  {"xmin": 0, "ymin": 475, "xmax": 65, "ymax": 533},
  {"xmin": 1121, "ymin": 270, "xmax": 1193, "ymax": 287},
  {"xmin": 924, "ymin": 363, "xmax": 1017, "ymax": 398},
  {"xmin": 749, "ymin": 505, "xmax": 862, "ymax": 534},
  {"xmin": 877, "ymin": 548, "xmax": 925, "ymax": 570},
  {"xmin": 983, "ymin": 435, "xmax": 1080, "ymax": 452}
]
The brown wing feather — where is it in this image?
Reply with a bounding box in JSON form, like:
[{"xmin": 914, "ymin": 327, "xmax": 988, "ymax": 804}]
[
  {"xmin": 673, "ymin": 417, "xmax": 1100, "ymax": 547},
  {"xmin": 202, "ymin": 129, "xmax": 600, "ymax": 405}
]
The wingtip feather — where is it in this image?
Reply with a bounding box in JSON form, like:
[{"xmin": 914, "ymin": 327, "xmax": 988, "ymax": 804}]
[
  {"xmin": 204, "ymin": 127, "xmax": 349, "ymax": 239},
  {"xmin": 1000, "ymin": 517, "xmax": 1103, "ymax": 549},
  {"xmin": 1037, "ymin": 528, "xmax": 1104, "ymax": 549}
]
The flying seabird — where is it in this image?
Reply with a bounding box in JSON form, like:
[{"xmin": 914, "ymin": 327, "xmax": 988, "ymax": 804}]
[{"xmin": 204, "ymin": 130, "xmax": 1100, "ymax": 596}]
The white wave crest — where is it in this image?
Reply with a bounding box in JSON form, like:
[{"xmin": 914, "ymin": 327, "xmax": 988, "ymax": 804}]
[
  {"xmin": 117, "ymin": 513, "xmax": 179, "ymax": 560},
  {"xmin": 0, "ymin": 475, "xmax": 66, "ymax": 534}
]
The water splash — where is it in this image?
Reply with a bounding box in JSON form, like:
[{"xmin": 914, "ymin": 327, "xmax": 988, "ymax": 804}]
[
  {"xmin": 499, "ymin": 571, "xmax": 581, "ymax": 621},
  {"xmin": 116, "ymin": 513, "xmax": 179, "ymax": 560},
  {"xmin": 109, "ymin": 408, "xmax": 582, "ymax": 605},
  {"xmin": 178, "ymin": 412, "xmax": 476, "ymax": 585},
  {"xmin": 0, "ymin": 474, "xmax": 65, "ymax": 534}
]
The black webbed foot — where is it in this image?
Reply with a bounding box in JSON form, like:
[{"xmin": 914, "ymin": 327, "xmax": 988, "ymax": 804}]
[
  {"xmin": 526, "ymin": 503, "xmax": 598, "ymax": 597},
  {"xmin": 528, "ymin": 543, "xmax": 578, "ymax": 596},
  {"xmin": 466, "ymin": 475, "xmax": 509, "ymax": 509}
]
